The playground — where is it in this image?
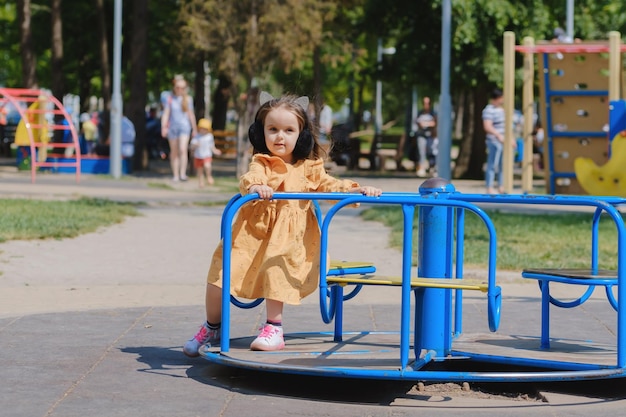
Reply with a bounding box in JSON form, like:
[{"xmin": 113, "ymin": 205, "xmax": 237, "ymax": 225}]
[
  {"xmin": 3, "ymin": 30, "xmax": 626, "ymax": 414},
  {"xmin": 3, "ymin": 170, "xmax": 626, "ymax": 415}
]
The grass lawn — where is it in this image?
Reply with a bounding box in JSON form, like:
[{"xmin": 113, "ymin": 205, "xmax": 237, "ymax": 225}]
[
  {"xmin": 361, "ymin": 206, "xmax": 622, "ymax": 271},
  {"xmin": 0, "ymin": 197, "xmax": 141, "ymax": 242},
  {"xmin": 2, "ymin": 196, "xmax": 621, "ymax": 273}
]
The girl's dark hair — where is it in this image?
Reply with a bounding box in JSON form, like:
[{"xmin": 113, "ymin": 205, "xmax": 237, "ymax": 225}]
[{"xmin": 248, "ymin": 95, "xmax": 326, "ymax": 161}]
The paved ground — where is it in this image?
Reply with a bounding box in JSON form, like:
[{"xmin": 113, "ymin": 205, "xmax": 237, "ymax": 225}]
[{"xmin": 2, "ymin": 157, "xmax": 626, "ymax": 417}]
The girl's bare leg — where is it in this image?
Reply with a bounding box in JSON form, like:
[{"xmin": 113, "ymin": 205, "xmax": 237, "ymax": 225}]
[
  {"xmin": 205, "ymin": 283, "xmax": 222, "ymax": 324},
  {"xmin": 197, "ymin": 163, "xmax": 205, "ymax": 187},
  {"xmin": 204, "ymin": 162, "xmax": 214, "ymax": 185},
  {"xmin": 265, "ymin": 299, "xmax": 283, "ymax": 323}
]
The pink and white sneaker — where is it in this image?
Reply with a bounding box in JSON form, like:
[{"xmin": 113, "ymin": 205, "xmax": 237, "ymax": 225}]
[
  {"xmin": 250, "ymin": 323, "xmax": 285, "ymax": 351},
  {"xmin": 183, "ymin": 323, "xmax": 220, "ymax": 357}
]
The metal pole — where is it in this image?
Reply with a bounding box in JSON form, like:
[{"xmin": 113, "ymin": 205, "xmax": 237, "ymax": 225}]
[
  {"xmin": 566, "ymin": 0, "xmax": 574, "ymax": 41},
  {"xmin": 415, "ymin": 178, "xmax": 455, "ymax": 356},
  {"xmin": 436, "ymin": 0, "xmax": 452, "ymax": 180},
  {"xmin": 110, "ymin": 0, "xmax": 122, "ymax": 178},
  {"xmin": 375, "ymin": 38, "xmax": 382, "ymax": 135}
]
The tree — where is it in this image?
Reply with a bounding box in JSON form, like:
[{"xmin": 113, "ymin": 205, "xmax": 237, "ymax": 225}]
[
  {"xmin": 177, "ymin": 0, "xmax": 336, "ymax": 175},
  {"xmin": 5, "ymin": 0, "xmax": 626, "ymax": 180},
  {"xmin": 211, "ymin": 76, "xmax": 232, "ymax": 130},
  {"xmin": 358, "ymin": 0, "xmax": 540, "ymax": 179},
  {"xmin": 49, "ymin": 0, "xmax": 66, "ymax": 147},
  {"xmin": 94, "ymin": 0, "xmax": 111, "ymax": 139},
  {"xmin": 17, "ymin": 0, "xmax": 37, "ymax": 88},
  {"xmin": 50, "ymin": 0, "xmax": 64, "ymax": 99},
  {"xmin": 128, "ymin": 0, "xmax": 149, "ymax": 170}
]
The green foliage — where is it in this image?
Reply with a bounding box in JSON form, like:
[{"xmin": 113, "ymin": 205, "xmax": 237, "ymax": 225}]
[
  {"xmin": 0, "ymin": 2, "xmax": 20, "ymax": 86},
  {"xmin": 178, "ymin": 0, "xmax": 335, "ymax": 88},
  {"xmin": 0, "ymin": 197, "xmax": 140, "ymax": 242},
  {"xmin": 361, "ymin": 206, "xmax": 621, "ymax": 271},
  {"xmin": 3, "ymin": 0, "xmax": 626, "ymax": 141}
]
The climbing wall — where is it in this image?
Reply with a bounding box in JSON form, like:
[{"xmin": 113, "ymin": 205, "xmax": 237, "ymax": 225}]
[{"xmin": 539, "ymin": 44, "xmax": 614, "ymax": 195}]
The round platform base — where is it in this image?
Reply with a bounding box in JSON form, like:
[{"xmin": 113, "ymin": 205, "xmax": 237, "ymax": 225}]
[{"xmin": 199, "ymin": 331, "xmax": 626, "ymax": 383}]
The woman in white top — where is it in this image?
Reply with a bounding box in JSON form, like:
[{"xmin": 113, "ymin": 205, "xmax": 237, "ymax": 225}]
[{"xmin": 161, "ymin": 76, "xmax": 197, "ymax": 181}]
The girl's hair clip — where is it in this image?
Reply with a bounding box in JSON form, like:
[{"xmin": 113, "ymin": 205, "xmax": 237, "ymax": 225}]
[
  {"xmin": 259, "ymin": 91, "xmax": 274, "ymax": 106},
  {"xmin": 259, "ymin": 91, "xmax": 309, "ymax": 113},
  {"xmin": 294, "ymin": 96, "xmax": 309, "ymax": 112}
]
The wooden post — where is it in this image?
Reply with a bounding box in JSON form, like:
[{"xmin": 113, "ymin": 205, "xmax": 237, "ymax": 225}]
[
  {"xmin": 503, "ymin": 32, "xmax": 515, "ymax": 193},
  {"xmin": 522, "ymin": 36, "xmax": 535, "ymax": 193},
  {"xmin": 609, "ymin": 31, "xmax": 621, "ymax": 102}
]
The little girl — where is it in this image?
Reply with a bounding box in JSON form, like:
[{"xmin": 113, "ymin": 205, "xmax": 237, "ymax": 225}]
[
  {"xmin": 183, "ymin": 92, "xmax": 382, "ymax": 356},
  {"xmin": 190, "ymin": 118, "xmax": 222, "ymax": 187}
]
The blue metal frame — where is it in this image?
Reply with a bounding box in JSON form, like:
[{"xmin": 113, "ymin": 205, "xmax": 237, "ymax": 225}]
[
  {"xmin": 221, "ymin": 194, "xmax": 376, "ymax": 310},
  {"xmin": 454, "ymin": 193, "xmax": 626, "ymax": 369},
  {"xmin": 201, "ymin": 189, "xmax": 626, "ymax": 382}
]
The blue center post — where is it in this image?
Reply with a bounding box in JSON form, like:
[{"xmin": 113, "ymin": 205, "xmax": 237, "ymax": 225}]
[{"xmin": 414, "ymin": 178, "xmax": 456, "ymax": 358}]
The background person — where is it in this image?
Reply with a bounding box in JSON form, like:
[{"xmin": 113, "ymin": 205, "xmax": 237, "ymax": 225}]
[
  {"xmin": 161, "ymin": 76, "xmax": 197, "ymax": 181},
  {"xmin": 318, "ymin": 100, "xmax": 333, "ymax": 145},
  {"xmin": 482, "ymin": 88, "xmax": 515, "ymax": 194},
  {"xmin": 190, "ymin": 118, "xmax": 221, "ymax": 187},
  {"xmin": 414, "ymin": 96, "xmax": 438, "ymax": 177},
  {"xmin": 79, "ymin": 112, "xmax": 98, "ymax": 155}
]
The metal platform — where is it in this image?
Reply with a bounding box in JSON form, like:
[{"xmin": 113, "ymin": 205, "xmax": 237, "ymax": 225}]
[{"xmin": 201, "ymin": 330, "xmax": 625, "ymax": 382}]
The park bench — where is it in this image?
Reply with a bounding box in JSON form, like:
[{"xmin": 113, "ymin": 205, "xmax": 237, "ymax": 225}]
[
  {"xmin": 213, "ymin": 130, "xmax": 237, "ymax": 159},
  {"xmin": 348, "ymin": 133, "xmax": 404, "ymax": 171}
]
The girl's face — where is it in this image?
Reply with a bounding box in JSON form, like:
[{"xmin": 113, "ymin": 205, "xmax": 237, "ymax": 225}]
[{"xmin": 263, "ymin": 107, "xmax": 301, "ymax": 163}]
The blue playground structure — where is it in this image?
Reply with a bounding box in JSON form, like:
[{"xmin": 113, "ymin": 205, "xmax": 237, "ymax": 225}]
[{"xmin": 200, "ymin": 178, "xmax": 626, "ymax": 383}]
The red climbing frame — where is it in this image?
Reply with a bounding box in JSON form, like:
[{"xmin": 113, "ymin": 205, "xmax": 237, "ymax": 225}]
[{"xmin": 0, "ymin": 88, "xmax": 80, "ymax": 183}]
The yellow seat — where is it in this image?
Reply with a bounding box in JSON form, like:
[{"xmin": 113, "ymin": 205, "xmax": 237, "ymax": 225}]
[{"xmin": 326, "ymin": 275, "xmax": 488, "ymax": 292}]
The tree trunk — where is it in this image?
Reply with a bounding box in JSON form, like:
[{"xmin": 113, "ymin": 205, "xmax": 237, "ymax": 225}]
[
  {"xmin": 17, "ymin": 0, "xmax": 37, "ymax": 88},
  {"xmin": 236, "ymin": 1, "xmax": 259, "ymax": 177},
  {"xmin": 236, "ymin": 86, "xmax": 258, "ymax": 177},
  {"xmin": 95, "ymin": 0, "xmax": 111, "ymax": 140},
  {"xmin": 453, "ymin": 90, "xmax": 464, "ymax": 140},
  {"xmin": 312, "ymin": 45, "xmax": 322, "ymax": 120},
  {"xmin": 128, "ymin": 0, "xmax": 149, "ymax": 171},
  {"xmin": 50, "ymin": 0, "xmax": 64, "ymax": 100},
  {"xmin": 453, "ymin": 91, "xmax": 472, "ymax": 178},
  {"xmin": 49, "ymin": 0, "xmax": 67, "ymax": 149},
  {"xmin": 211, "ymin": 76, "xmax": 232, "ymax": 131},
  {"xmin": 193, "ymin": 55, "xmax": 205, "ymax": 121},
  {"xmin": 355, "ymin": 78, "xmax": 366, "ymax": 131},
  {"xmin": 465, "ymin": 88, "xmax": 489, "ymax": 179}
]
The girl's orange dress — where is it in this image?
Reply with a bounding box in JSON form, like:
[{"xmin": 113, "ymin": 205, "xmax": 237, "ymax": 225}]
[{"xmin": 207, "ymin": 154, "xmax": 360, "ymax": 305}]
